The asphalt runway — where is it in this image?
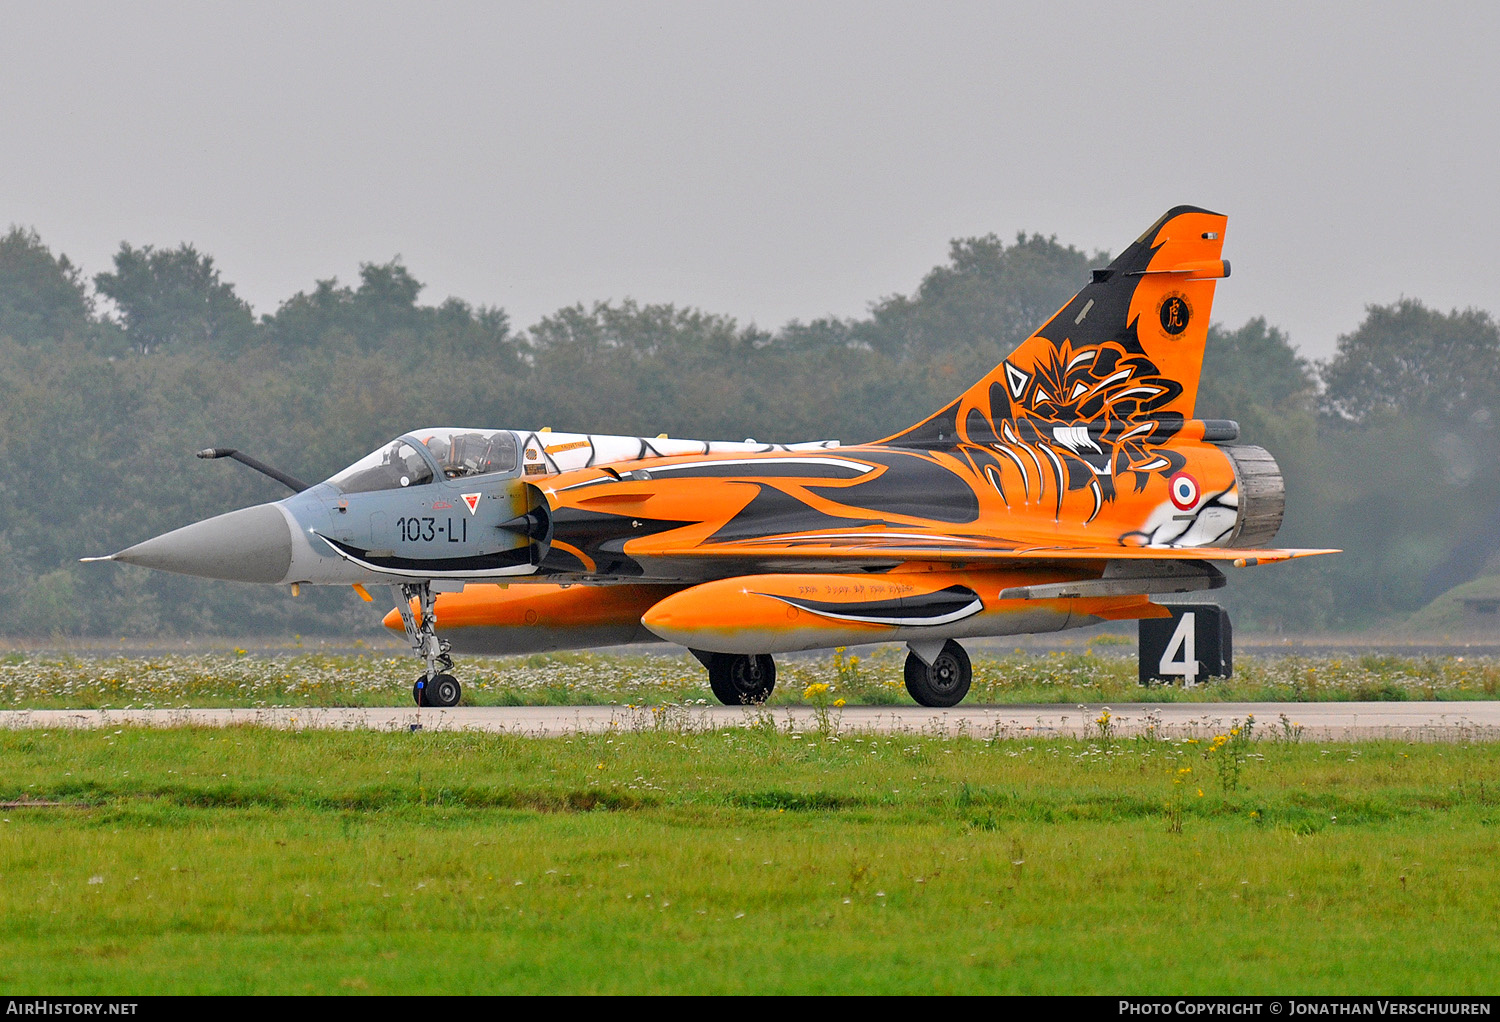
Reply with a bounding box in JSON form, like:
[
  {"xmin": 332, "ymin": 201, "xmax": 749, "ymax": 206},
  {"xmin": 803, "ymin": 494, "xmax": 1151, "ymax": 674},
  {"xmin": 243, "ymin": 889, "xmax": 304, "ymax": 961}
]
[{"xmin": 4, "ymin": 702, "xmax": 1500, "ymax": 741}]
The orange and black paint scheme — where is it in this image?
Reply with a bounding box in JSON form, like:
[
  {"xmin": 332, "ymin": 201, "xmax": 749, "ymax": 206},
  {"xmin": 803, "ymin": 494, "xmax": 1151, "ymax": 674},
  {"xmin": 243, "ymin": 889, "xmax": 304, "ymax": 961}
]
[
  {"xmin": 376, "ymin": 207, "xmax": 1335, "ymax": 706},
  {"xmin": 88, "ymin": 207, "xmax": 1334, "ymax": 707}
]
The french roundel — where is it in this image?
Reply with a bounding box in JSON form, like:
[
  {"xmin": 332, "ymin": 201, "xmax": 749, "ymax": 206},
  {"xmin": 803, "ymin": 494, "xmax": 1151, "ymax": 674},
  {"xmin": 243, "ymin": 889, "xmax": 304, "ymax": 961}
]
[{"xmin": 1169, "ymin": 472, "xmax": 1199, "ymax": 510}]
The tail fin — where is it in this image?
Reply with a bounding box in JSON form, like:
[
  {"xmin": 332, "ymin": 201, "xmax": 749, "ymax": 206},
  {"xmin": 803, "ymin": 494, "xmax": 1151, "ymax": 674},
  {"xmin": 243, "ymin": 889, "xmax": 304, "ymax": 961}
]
[{"xmin": 879, "ymin": 206, "xmax": 1229, "ymax": 446}]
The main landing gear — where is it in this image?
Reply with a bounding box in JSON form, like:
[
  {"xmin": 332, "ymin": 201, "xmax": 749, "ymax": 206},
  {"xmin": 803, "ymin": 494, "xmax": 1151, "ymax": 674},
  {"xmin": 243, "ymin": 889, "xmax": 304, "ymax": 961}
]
[
  {"xmin": 394, "ymin": 583, "xmax": 462, "ymax": 708},
  {"xmin": 692, "ymin": 650, "xmax": 777, "ymax": 705},
  {"xmin": 903, "ymin": 639, "xmax": 972, "ymax": 708},
  {"xmin": 689, "ymin": 642, "xmax": 975, "ymax": 708}
]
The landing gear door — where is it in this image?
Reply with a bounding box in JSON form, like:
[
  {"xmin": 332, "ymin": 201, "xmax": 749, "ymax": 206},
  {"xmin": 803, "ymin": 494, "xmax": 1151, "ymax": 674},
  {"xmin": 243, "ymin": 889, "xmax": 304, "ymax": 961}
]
[{"xmin": 1138, "ymin": 604, "xmax": 1232, "ymax": 685}]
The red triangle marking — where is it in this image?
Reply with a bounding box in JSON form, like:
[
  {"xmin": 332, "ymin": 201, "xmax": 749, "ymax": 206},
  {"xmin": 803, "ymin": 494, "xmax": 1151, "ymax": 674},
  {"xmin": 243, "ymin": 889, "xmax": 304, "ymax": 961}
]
[{"xmin": 461, "ymin": 493, "xmax": 481, "ymax": 515}]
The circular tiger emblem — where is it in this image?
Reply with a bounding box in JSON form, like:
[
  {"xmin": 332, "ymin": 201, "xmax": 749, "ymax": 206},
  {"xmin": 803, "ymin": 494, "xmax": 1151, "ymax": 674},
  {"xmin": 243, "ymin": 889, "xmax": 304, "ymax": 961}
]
[{"xmin": 1158, "ymin": 292, "xmax": 1192, "ymax": 336}]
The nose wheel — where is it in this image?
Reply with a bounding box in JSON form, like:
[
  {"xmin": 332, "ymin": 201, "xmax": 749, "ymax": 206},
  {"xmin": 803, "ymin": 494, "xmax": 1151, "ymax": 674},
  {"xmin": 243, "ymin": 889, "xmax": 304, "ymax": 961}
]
[
  {"xmin": 394, "ymin": 583, "xmax": 461, "ymax": 707},
  {"xmin": 414, "ymin": 672, "xmax": 462, "ymax": 708}
]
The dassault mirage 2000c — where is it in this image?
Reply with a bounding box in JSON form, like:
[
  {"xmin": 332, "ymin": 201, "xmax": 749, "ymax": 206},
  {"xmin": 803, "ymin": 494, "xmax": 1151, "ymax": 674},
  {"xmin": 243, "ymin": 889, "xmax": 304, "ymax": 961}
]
[{"xmin": 86, "ymin": 207, "xmax": 1335, "ymax": 708}]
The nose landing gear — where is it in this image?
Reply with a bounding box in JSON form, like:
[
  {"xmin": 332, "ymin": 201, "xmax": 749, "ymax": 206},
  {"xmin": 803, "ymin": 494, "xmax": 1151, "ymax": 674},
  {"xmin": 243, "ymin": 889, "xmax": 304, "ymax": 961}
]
[
  {"xmin": 394, "ymin": 583, "xmax": 462, "ymax": 708},
  {"xmin": 414, "ymin": 671, "xmax": 461, "ymax": 708}
]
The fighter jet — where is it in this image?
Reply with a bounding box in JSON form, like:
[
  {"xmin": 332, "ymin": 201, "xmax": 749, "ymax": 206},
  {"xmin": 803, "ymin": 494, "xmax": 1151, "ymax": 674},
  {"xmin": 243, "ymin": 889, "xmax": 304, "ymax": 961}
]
[{"xmin": 85, "ymin": 207, "xmax": 1335, "ymax": 707}]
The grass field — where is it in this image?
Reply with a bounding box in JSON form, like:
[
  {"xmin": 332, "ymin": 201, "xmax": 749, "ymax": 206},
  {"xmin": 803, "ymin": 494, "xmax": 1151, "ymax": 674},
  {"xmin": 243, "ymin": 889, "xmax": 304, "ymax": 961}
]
[
  {"xmin": 5, "ymin": 646, "xmax": 1500, "ymax": 709},
  {"xmin": 2, "ymin": 723, "xmax": 1498, "ymax": 994}
]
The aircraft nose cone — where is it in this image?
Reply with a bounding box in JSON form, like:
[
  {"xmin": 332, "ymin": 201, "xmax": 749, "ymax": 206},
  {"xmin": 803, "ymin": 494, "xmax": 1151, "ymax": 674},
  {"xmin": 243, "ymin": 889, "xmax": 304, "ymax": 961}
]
[{"xmin": 111, "ymin": 503, "xmax": 293, "ymax": 583}]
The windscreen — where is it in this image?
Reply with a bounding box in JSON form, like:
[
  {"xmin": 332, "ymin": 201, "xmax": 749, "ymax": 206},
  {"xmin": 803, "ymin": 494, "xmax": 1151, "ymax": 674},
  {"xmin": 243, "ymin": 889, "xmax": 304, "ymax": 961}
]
[{"xmin": 327, "ymin": 440, "xmax": 435, "ymax": 493}]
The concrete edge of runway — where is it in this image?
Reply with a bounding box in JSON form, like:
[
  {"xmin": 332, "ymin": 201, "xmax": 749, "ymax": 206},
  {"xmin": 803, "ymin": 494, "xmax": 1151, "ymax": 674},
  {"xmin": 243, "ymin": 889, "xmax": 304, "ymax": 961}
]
[{"xmin": 3, "ymin": 703, "xmax": 1499, "ymax": 742}]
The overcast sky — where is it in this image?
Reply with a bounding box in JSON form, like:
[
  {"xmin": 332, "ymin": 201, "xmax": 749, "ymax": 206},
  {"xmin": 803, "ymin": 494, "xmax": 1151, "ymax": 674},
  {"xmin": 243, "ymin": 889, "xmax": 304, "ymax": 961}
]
[{"xmin": 3, "ymin": 1, "xmax": 1497, "ymax": 358}]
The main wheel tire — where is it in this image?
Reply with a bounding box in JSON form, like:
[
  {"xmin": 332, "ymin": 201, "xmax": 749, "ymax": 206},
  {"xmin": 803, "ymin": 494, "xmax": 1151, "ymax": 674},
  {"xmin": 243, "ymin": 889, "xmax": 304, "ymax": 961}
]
[
  {"xmin": 707, "ymin": 653, "xmax": 776, "ymax": 705},
  {"xmin": 904, "ymin": 640, "xmax": 972, "ymax": 707},
  {"xmin": 413, "ymin": 676, "xmax": 430, "ymax": 707},
  {"xmin": 426, "ymin": 673, "xmax": 462, "ymax": 707}
]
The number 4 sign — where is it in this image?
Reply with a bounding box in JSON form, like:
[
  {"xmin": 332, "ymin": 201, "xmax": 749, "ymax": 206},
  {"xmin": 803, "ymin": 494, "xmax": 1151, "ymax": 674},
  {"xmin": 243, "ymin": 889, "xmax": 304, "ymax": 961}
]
[{"xmin": 1138, "ymin": 605, "xmax": 1232, "ymax": 686}]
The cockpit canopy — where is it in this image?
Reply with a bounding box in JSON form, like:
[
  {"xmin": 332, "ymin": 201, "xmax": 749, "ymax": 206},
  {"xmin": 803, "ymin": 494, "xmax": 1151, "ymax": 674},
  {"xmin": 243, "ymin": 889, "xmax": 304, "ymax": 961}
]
[
  {"xmin": 327, "ymin": 428, "xmax": 520, "ymax": 493},
  {"xmin": 328, "ymin": 439, "xmax": 433, "ymax": 493}
]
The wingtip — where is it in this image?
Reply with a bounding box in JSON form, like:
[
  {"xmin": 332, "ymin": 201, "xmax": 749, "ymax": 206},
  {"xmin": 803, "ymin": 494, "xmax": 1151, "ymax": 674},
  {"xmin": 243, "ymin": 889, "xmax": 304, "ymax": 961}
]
[
  {"xmin": 79, "ymin": 554, "xmax": 117, "ymax": 563},
  {"xmin": 1230, "ymin": 548, "xmax": 1341, "ymax": 567}
]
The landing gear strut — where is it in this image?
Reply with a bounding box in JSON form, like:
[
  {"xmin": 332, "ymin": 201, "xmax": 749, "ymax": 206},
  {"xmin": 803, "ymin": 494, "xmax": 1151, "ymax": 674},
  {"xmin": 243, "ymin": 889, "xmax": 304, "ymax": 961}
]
[
  {"xmin": 394, "ymin": 583, "xmax": 461, "ymax": 708},
  {"xmin": 693, "ymin": 650, "xmax": 777, "ymax": 705}
]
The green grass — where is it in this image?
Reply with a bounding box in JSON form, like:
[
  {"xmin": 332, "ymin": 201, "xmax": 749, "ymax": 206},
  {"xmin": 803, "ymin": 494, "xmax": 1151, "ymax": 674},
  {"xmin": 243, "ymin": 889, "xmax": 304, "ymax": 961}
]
[
  {"xmin": 4, "ymin": 647, "xmax": 1500, "ymax": 709},
  {"xmin": 1, "ymin": 725, "xmax": 1498, "ymax": 993},
  {"xmin": 1404, "ymin": 574, "xmax": 1500, "ymax": 636}
]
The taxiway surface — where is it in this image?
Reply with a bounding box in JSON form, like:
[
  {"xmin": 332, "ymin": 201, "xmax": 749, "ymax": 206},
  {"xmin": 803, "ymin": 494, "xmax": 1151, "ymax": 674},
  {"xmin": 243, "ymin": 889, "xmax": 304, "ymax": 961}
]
[{"xmin": 3, "ymin": 702, "xmax": 1499, "ymax": 741}]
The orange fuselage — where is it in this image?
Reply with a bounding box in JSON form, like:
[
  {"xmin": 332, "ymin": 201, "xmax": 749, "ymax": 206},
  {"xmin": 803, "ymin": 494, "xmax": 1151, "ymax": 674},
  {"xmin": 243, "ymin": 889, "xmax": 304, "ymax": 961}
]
[{"xmin": 378, "ymin": 207, "xmax": 1331, "ymax": 656}]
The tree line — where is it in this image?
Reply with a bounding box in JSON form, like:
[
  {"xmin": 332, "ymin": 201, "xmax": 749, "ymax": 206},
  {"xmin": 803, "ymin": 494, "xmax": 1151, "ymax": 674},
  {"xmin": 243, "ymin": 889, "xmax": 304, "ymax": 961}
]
[{"xmin": 1, "ymin": 224, "xmax": 1497, "ymax": 636}]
